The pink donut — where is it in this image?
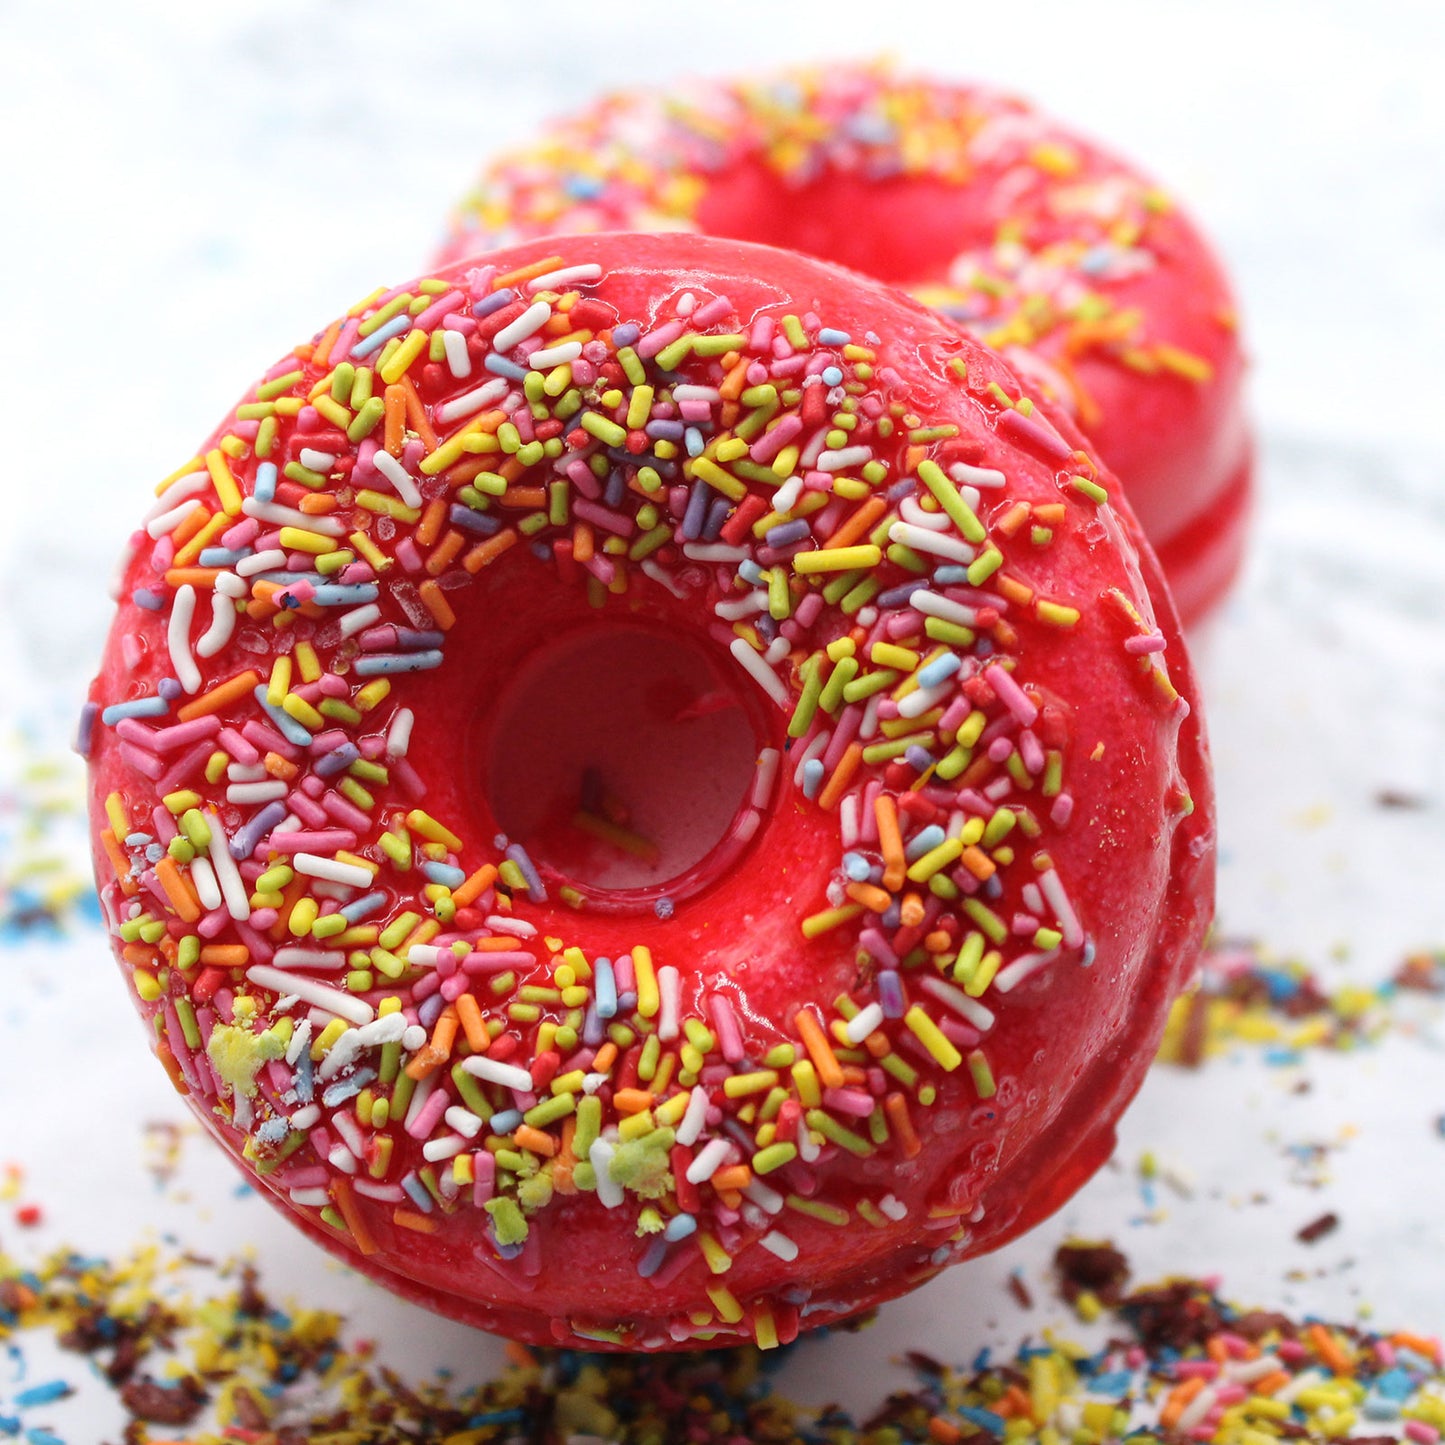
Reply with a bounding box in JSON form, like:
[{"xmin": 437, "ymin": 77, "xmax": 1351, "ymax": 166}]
[{"xmin": 438, "ymin": 64, "xmax": 1252, "ymax": 624}]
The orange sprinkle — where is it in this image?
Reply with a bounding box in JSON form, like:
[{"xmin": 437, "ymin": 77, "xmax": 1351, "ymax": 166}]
[
  {"xmin": 450, "ymin": 864, "xmax": 498, "ymax": 909},
  {"xmin": 167, "ymin": 503, "xmax": 214, "ymax": 553},
  {"xmin": 492, "ymin": 254, "xmax": 567, "ymax": 289},
  {"xmin": 392, "ymin": 1208, "xmax": 440, "ymax": 1235},
  {"xmin": 591, "ymin": 1041, "xmax": 618, "ymax": 1076},
  {"xmin": 499, "ymin": 486, "xmax": 548, "ymax": 510},
  {"xmin": 197, "ymin": 944, "xmax": 249, "ymax": 968},
  {"xmin": 424, "ymin": 529, "xmax": 466, "ymax": 577},
  {"xmin": 793, "ymin": 1008, "xmax": 845, "ymax": 1090},
  {"xmin": 718, "ymin": 356, "xmax": 750, "ymax": 402},
  {"xmin": 383, "ymin": 385, "xmax": 407, "ymax": 456},
  {"xmin": 822, "ymin": 494, "xmax": 888, "ymax": 550},
  {"xmin": 927, "ymin": 1418, "xmax": 963, "ymax": 1444},
  {"xmin": 1250, "ymin": 1369, "xmax": 1292, "ymax": 1397},
  {"xmin": 514, "ymin": 1125, "xmax": 558, "ymax": 1158},
  {"xmin": 454, "ymin": 992, "xmax": 489, "ymax": 1053},
  {"xmin": 571, "ymin": 520, "xmax": 595, "ymax": 564},
  {"xmin": 263, "ymin": 751, "xmax": 299, "ymax": 781},
  {"xmin": 100, "ymin": 829, "xmax": 139, "ymax": 895},
  {"xmin": 462, "ymin": 528, "xmax": 519, "ymax": 573},
  {"xmin": 162, "ymin": 567, "xmax": 223, "ymax": 591},
  {"xmin": 403, "ymin": 1043, "xmax": 447, "ymax": 1082},
  {"xmin": 329, "ymin": 1177, "xmax": 379, "ymax": 1256},
  {"xmin": 875, "ymin": 793, "xmax": 907, "ymax": 891},
  {"xmin": 1307, "ymin": 1322, "xmax": 1352, "ymax": 1375},
  {"xmin": 416, "ymin": 497, "xmax": 449, "ymax": 549},
  {"xmin": 416, "ymin": 579, "xmax": 456, "ymax": 631},
  {"xmin": 153, "ymin": 1040, "xmax": 188, "ymax": 1095},
  {"xmin": 1391, "ymin": 1331, "xmax": 1444, "ymax": 1365},
  {"xmin": 816, "ymin": 741, "xmax": 863, "ymax": 812},
  {"xmin": 177, "ymin": 670, "xmax": 262, "ymax": 723},
  {"xmin": 995, "ymin": 575, "xmax": 1034, "ymax": 608},
  {"xmin": 612, "ymin": 1088, "xmax": 656, "ymax": 1115},
  {"xmin": 899, "ymin": 891, "xmax": 926, "ymax": 928},
  {"xmin": 121, "ymin": 943, "xmax": 159, "ymax": 968},
  {"xmin": 1159, "ymin": 1375, "xmax": 1206, "ymax": 1429},
  {"xmin": 959, "ymin": 845, "xmax": 997, "ymax": 881},
  {"xmin": 993, "ymin": 501, "xmax": 1033, "ymax": 538},
  {"xmin": 311, "ymin": 320, "xmax": 341, "ymax": 369},
  {"xmin": 398, "ymin": 376, "xmax": 438, "ymax": 451},
  {"xmin": 884, "ymin": 1092, "xmax": 922, "ymax": 1158},
  {"xmin": 845, "ymin": 880, "xmax": 894, "ymax": 914},
  {"xmin": 710, "ymin": 1164, "xmax": 752, "ymax": 1193}
]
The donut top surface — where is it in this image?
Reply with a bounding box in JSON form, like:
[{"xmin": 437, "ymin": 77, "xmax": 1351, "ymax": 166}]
[
  {"xmin": 85, "ymin": 233, "xmax": 1212, "ymax": 1349},
  {"xmin": 438, "ymin": 63, "xmax": 1252, "ymax": 620}
]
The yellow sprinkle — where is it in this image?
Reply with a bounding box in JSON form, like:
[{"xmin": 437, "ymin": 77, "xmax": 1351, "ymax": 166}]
[
  {"xmin": 205, "ymin": 448, "xmax": 243, "ymax": 516},
  {"xmin": 903, "ymin": 1005, "xmax": 963, "ymax": 1071},
  {"xmin": 793, "ymin": 545, "xmax": 882, "ymax": 574},
  {"xmin": 633, "ymin": 946, "xmax": 659, "ymax": 1018}
]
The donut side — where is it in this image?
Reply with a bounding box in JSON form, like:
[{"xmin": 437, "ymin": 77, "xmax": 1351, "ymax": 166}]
[{"xmin": 84, "ymin": 232, "xmax": 1212, "ymax": 1350}]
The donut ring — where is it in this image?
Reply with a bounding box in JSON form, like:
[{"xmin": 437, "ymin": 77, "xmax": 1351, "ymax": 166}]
[
  {"xmin": 438, "ymin": 64, "xmax": 1252, "ymax": 625},
  {"xmin": 84, "ymin": 233, "xmax": 1213, "ymax": 1350}
]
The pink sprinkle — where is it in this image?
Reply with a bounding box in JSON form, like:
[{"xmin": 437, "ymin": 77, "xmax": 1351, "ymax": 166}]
[
  {"xmin": 267, "ymin": 829, "xmax": 356, "ymax": 855},
  {"xmin": 1125, "ymin": 631, "xmax": 1168, "ymax": 655},
  {"xmin": 405, "ymin": 1088, "xmax": 450, "ymax": 1140},
  {"xmin": 821, "ymin": 1087, "xmax": 876, "ymax": 1119},
  {"xmin": 709, "ymin": 993, "xmax": 745, "ymax": 1063},
  {"xmin": 472, "ymin": 1150, "xmax": 496, "ymax": 1206},
  {"xmin": 1406, "ymin": 1424, "xmax": 1440, "ymax": 1445},
  {"xmin": 983, "ymin": 663, "xmax": 1038, "ymax": 726},
  {"xmin": 119, "ymin": 742, "xmax": 165, "ymax": 779}
]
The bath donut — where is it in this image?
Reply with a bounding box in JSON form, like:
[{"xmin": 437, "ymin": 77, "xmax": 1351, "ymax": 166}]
[
  {"xmin": 437, "ymin": 64, "xmax": 1252, "ymax": 625},
  {"xmin": 83, "ymin": 232, "xmax": 1213, "ymax": 1350}
]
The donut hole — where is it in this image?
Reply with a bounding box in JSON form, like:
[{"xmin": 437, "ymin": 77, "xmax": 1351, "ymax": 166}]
[
  {"xmin": 692, "ymin": 158, "xmax": 989, "ymax": 283},
  {"xmin": 482, "ymin": 622, "xmax": 766, "ymax": 903}
]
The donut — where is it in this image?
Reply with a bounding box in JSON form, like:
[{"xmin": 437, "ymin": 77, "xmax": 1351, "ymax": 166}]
[
  {"xmin": 437, "ymin": 64, "xmax": 1252, "ymax": 625},
  {"xmin": 82, "ymin": 232, "xmax": 1214, "ymax": 1350}
]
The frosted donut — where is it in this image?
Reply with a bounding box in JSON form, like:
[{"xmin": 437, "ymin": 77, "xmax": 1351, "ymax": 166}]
[
  {"xmin": 84, "ymin": 233, "xmax": 1213, "ymax": 1351},
  {"xmin": 438, "ymin": 64, "xmax": 1251, "ymax": 625}
]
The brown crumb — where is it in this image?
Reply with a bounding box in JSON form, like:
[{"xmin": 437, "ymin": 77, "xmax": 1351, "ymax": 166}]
[
  {"xmin": 118, "ymin": 1375, "xmax": 208, "ymax": 1425},
  {"xmin": 1054, "ymin": 1242, "xmax": 1130, "ymax": 1306},
  {"xmin": 1296, "ymin": 1211, "xmax": 1341, "ymax": 1244}
]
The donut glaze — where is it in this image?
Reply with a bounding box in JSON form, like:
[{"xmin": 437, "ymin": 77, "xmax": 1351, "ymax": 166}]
[
  {"xmin": 84, "ymin": 233, "xmax": 1213, "ymax": 1350},
  {"xmin": 437, "ymin": 65, "xmax": 1252, "ymax": 625}
]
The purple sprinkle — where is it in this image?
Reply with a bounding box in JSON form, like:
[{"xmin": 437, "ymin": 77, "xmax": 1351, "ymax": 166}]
[
  {"xmin": 764, "ymin": 518, "xmax": 811, "ymax": 548},
  {"xmin": 681, "ymin": 480, "xmax": 710, "ymax": 540},
  {"xmin": 878, "ymin": 969, "xmax": 906, "ymax": 1018},
  {"xmin": 611, "ymin": 323, "xmax": 640, "ymax": 347},
  {"xmin": 472, "ymin": 287, "xmax": 516, "ymax": 317},
  {"xmin": 229, "ymin": 801, "xmax": 288, "ymax": 859},
  {"xmin": 876, "ymin": 580, "xmax": 926, "ymax": 609},
  {"xmin": 75, "ymin": 701, "xmax": 99, "ymax": 757},
  {"xmin": 157, "ymin": 677, "xmax": 183, "ymax": 700},
  {"xmin": 132, "ymin": 588, "xmax": 167, "ymax": 610},
  {"xmin": 315, "ymin": 743, "xmax": 361, "ymax": 778},
  {"xmin": 448, "ymin": 504, "xmax": 501, "ymax": 535},
  {"xmin": 702, "ymin": 495, "xmax": 731, "ymax": 542},
  {"xmin": 505, "ymin": 843, "xmax": 546, "ymax": 901},
  {"xmin": 645, "ymin": 419, "xmax": 685, "ymax": 441},
  {"xmin": 905, "ymin": 744, "xmax": 935, "ymax": 771},
  {"xmin": 653, "ymin": 897, "xmax": 674, "ymax": 921}
]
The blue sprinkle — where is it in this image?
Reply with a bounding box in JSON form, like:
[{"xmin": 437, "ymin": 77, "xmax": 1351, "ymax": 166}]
[
  {"xmin": 818, "ymin": 328, "xmax": 851, "ymax": 346},
  {"xmin": 663, "ymin": 1213, "xmax": 697, "ymax": 1242},
  {"xmin": 702, "ymin": 496, "xmax": 730, "ymax": 543},
  {"xmin": 635, "ymin": 1238, "xmax": 670, "ymax": 1279},
  {"xmin": 916, "ymin": 652, "xmax": 963, "ymax": 689},
  {"xmin": 932, "ymin": 564, "xmax": 972, "ymax": 584},
  {"xmin": 842, "ymin": 852, "xmax": 872, "ymax": 882},
  {"xmin": 394, "ymin": 627, "xmax": 446, "ymax": 650},
  {"xmin": 484, "ymin": 354, "xmax": 529, "ymax": 380},
  {"xmin": 322, "ymin": 1067, "xmax": 376, "ymax": 1108},
  {"xmin": 904, "ymin": 823, "xmax": 946, "ymax": 862},
  {"xmin": 489, "ymin": 1109, "xmax": 523, "ymax": 1134},
  {"xmin": 595, "ymin": 957, "xmax": 617, "ymax": 1020},
  {"xmin": 684, "ymin": 426, "xmax": 705, "ymax": 457},
  {"xmin": 353, "ymin": 651, "xmax": 443, "ymax": 676},
  {"xmin": 737, "ymin": 559, "xmax": 765, "ymax": 585},
  {"xmin": 199, "ymin": 547, "xmax": 248, "ymax": 566},
  {"xmin": 311, "ymin": 583, "xmax": 379, "ymax": 606},
  {"xmin": 252, "ymin": 686, "xmax": 313, "ymax": 744},
  {"xmin": 315, "ymin": 743, "xmax": 361, "ymax": 778},
  {"xmin": 256, "ymin": 1117, "xmax": 290, "ymax": 1144},
  {"xmin": 350, "ymin": 313, "xmax": 410, "ymax": 359},
  {"xmin": 101, "ymin": 695, "xmax": 169, "ymax": 724},
  {"xmin": 960, "ymin": 1406, "xmax": 1006, "ymax": 1435},
  {"xmin": 448, "ymin": 504, "xmax": 500, "ymax": 536},
  {"xmin": 341, "ymin": 890, "xmax": 388, "ymax": 923},
  {"xmin": 400, "ymin": 1172, "xmax": 433, "ymax": 1213},
  {"xmin": 801, "ymin": 758, "xmax": 825, "ymax": 800},
  {"xmin": 14, "ymin": 1380, "xmax": 72, "ymax": 1408},
  {"xmin": 421, "ymin": 861, "xmax": 466, "ymax": 887},
  {"xmin": 821, "ymin": 365, "xmax": 844, "ymax": 386},
  {"xmin": 255, "ymin": 460, "xmax": 279, "ymax": 502},
  {"xmin": 131, "ymin": 588, "xmax": 167, "ymax": 611},
  {"xmin": 294, "ymin": 1050, "xmax": 314, "ymax": 1104}
]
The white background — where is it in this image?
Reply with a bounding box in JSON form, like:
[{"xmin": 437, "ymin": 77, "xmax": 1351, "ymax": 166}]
[{"xmin": 3, "ymin": 0, "xmax": 1444, "ymax": 1432}]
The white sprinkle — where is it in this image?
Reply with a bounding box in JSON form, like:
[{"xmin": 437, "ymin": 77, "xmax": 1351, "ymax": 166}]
[
  {"xmin": 844, "ymin": 1001, "xmax": 886, "ymax": 1044},
  {"xmin": 226, "ymin": 763, "xmax": 266, "ymax": 782},
  {"xmin": 327, "ymin": 1146, "xmax": 358, "ymax": 1174},
  {"xmin": 888, "ymin": 521, "xmax": 977, "ymax": 563},
  {"xmin": 483, "ymin": 914, "xmax": 536, "ymax": 938},
  {"xmin": 401, "ymin": 1024, "xmax": 426, "ymax": 1052},
  {"xmin": 337, "ymin": 603, "xmax": 381, "ymax": 640},
  {"xmin": 352, "ymin": 1179, "xmax": 406, "ymax": 1202},
  {"xmin": 950, "ymin": 461, "xmax": 1007, "ymax": 489},
  {"xmin": 641, "ymin": 558, "xmax": 689, "ymax": 598},
  {"xmin": 899, "ymin": 494, "xmax": 952, "ymax": 530},
  {"xmin": 299, "ymin": 448, "xmax": 338, "ymax": 473},
  {"xmin": 195, "ymin": 589, "xmax": 237, "ymax": 659},
  {"xmin": 991, "ymin": 949, "xmax": 1060, "ymax": 994},
  {"xmin": 433, "ymin": 376, "xmax": 508, "ymax": 425},
  {"xmin": 293, "ymin": 853, "xmax": 373, "ymax": 888},
  {"xmin": 167, "ymin": 584, "xmax": 202, "ymax": 693},
  {"xmin": 236, "ymin": 549, "xmax": 288, "ymax": 577},
  {"xmin": 714, "ymin": 590, "xmax": 768, "ymax": 621},
  {"xmin": 898, "ymin": 679, "xmax": 957, "ymax": 720},
  {"xmin": 729, "ymin": 637, "xmax": 789, "ymax": 708},
  {"xmin": 444, "ymin": 1106, "xmax": 485, "ymax": 1139},
  {"xmin": 422, "ymin": 1135, "xmax": 467, "ymax": 1162},
  {"xmin": 657, "ymin": 964, "xmax": 681, "ymax": 1042},
  {"xmin": 373, "ymin": 450, "xmax": 422, "ymax": 509},
  {"xmin": 671, "ymin": 384, "xmax": 721, "ymax": 402},
  {"xmin": 288, "ymin": 1186, "xmax": 329, "ymax": 1208},
  {"xmin": 590, "ymin": 1139, "xmax": 623, "ymax": 1208},
  {"xmin": 285, "ymin": 1018, "xmax": 312, "ymax": 1066},
  {"xmin": 386, "ymin": 707, "xmax": 415, "ymax": 760},
  {"xmin": 272, "ymin": 947, "xmax": 348, "ymax": 971},
  {"xmin": 246, "ymin": 965, "xmax": 373, "ymax": 1023},
  {"xmin": 146, "ymin": 498, "xmax": 202, "ymax": 539},
  {"xmin": 919, "ymin": 975, "xmax": 996, "ymax": 1031},
  {"xmin": 525, "ymin": 262, "xmax": 603, "ymax": 293},
  {"xmin": 227, "ymin": 780, "xmax": 288, "ymax": 804},
  {"xmin": 189, "ymin": 855, "xmax": 221, "ymax": 909},
  {"xmin": 771, "ymin": 475, "xmax": 804, "ymax": 513},
  {"xmin": 911, "ymin": 590, "xmax": 978, "ymax": 628},
  {"xmin": 816, "ymin": 444, "xmax": 873, "ymax": 472},
  {"xmin": 289, "ymin": 1105, "xmax": 320, "ymax": 1130},
  {"xmin": 527, "ymin": 340, "xmax": 583, "ymax": 370},
  {"xmin": 206, "ymin": 813, "xmax": 250, "ymax": 920},
  {"xmin": 682, "ymin": 542, "xmax": 748, "ymax": 563},
  {"xmin": 791, "ymin": 729, "xmax": 829, "ymax": 787},
  {"xmin": 742, "ymin": 1178, "xmax": 784, "ymax": 1214},
  {"xmin": 242, "ymin": 498, "xmax": 346, "ymax": 535},
  {"xmin": 460, "ymin": 1055, "xmax": 534, "ymax": 1092},
  {"xmin": 750, "ymin": 748, "xmax": 780, "ymax": 809},
  {"xmin": 1038, "ymin": 869, "xmax": 1085, "ymax": 948},
  {"xmin": 878, "ymin": 1193, "xmax": 908, "ymax": 1220},
  {"xmin": 491, "ymin": 299, "xmax": 551, "ymax": 352},
  {"xmin": 685, "ymin": 1137, "xmax": 732, "ymax": 1185},
  {"xmin": 442, "ymin": 328, "xmax": 471, "ymax": 379},
  {"xmin": 675, "ymin": 1086, "xmax": 710, "ymax": 1148},
  {"xmin": 142, "ymin": 471, "xmax": 208, "ymax": 524},
  {"xmin": 759, "ymin": 1230, "xmax": 799, "ymax": 1262}
]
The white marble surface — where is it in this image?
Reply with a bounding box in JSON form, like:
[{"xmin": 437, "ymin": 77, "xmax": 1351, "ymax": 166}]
[{"xmin": 3, "ymin": 0, "xmax": 1445, "ymax": 1432}]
